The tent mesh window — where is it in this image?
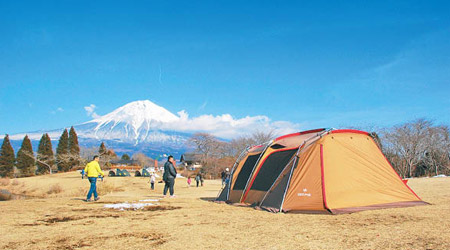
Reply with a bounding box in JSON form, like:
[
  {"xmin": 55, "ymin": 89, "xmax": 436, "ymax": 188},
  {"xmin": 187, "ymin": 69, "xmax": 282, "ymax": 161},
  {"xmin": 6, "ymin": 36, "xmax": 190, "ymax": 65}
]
[
  {"xmin": 250, "ymin": 149, "xmax": 297, "ymax": 191},
  {"xmin": 261, "ymin": 164, "xmax": 294, "ymax": 211},
  {"xmin": 233, "ymin": 154, "xmax": 262, "ymax": 190}
]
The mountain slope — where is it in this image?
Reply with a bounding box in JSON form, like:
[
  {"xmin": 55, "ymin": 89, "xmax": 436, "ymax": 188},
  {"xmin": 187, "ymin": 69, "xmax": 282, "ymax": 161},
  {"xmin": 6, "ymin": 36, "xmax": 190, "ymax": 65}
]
[
  {"xmin": 9, "ymin": 100, "xmax": 192, "ymax": 157},
  {"xmin": 77, "ymin": 100, "xmax": 183, "ymax": 144}
]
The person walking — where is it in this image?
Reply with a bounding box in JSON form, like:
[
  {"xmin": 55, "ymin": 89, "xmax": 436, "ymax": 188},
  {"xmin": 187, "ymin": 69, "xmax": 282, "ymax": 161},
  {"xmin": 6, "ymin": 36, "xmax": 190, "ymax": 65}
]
[
  {"xmin": 150, "ymin": 173, "xmax": 155, "ymax": 190},
  {"xmin": 195, "ymin": 173, "xmax": 201, "ymax": 187},
  {"xmin": 84, "ymin": 155, "xmax": 104, "ymax": 202},
  {"xmin": 163, "ymin": 155, "xmax": 177, "ymax": 197}
]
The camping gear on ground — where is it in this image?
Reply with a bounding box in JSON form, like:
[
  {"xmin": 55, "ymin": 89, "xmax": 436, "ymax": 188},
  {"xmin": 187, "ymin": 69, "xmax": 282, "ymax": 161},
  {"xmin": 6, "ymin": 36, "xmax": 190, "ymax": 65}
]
[
  {"xmin": 111, "ymin": 168, "xmax": 131, "ymax": 177},
  {"xmin": 142, "ymin": 168, "xmax": 151, "ymax": 177},
  {"xmin": 216, "ymin": 128, "xmax": 428, "ymax": 214},
  {"xmin": 120, "ymin": 169, "xmax": 131, "ymax": 176},
  {"xmin": 134, "ymin": 169, "xmax": 151, "ymax": 177}
]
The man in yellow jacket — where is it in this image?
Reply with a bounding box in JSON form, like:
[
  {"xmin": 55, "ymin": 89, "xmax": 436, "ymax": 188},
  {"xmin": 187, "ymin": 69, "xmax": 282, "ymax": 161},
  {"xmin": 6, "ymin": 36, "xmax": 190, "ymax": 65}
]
[{"xmin": 84, "ymin": 155, "xmax": 104, "ymax": 202}]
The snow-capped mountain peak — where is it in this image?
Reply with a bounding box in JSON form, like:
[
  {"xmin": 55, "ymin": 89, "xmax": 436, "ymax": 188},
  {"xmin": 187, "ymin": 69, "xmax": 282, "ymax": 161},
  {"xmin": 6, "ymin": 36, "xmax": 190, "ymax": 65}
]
[
  {"xmin": 90, "ymin": 100, "xmax": 178, "ymax": 129},
  {"xmin": 9, "ymin": 100, "xmax": 190, "ymax": 157},
  {"xmin": 77, "ymin": 100, "xmax": 184, "ymax": 144}
]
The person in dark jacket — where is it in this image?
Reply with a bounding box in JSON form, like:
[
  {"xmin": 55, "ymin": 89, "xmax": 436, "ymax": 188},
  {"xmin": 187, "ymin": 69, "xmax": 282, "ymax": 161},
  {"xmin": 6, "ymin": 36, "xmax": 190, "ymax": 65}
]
[
  {"xmin": 195, "ymin": 173, "xmax": 201, "ymax": 187},
  {"xmin": 221, "ymin": 170, "xmax": 226, "ymax": 186},
  {"xmin": 163, "ymin": 155, "xmax": 177, "ymax": 197}
]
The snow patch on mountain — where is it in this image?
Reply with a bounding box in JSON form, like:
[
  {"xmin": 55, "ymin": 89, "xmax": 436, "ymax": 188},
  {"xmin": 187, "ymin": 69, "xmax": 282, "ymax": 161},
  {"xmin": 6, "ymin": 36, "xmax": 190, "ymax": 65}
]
[{"xmin": 78, "ymin": 100, "xmax": 183, "ymax": 144}]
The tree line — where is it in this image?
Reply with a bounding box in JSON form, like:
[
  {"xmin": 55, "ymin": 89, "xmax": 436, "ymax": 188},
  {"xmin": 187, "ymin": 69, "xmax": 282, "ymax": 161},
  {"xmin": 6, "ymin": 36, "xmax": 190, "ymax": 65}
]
[
  {"xmin": 188, "ymin": 119, "xmax": 450, "ymax": 178},
  {"xmin": 0, "ymin": 127, "xmax": 81, "ymax": 177},
  {"xmin": 380, "ymin": 119, "xmax": 450, "ymax": 178},
  {"xmin": 0, "ymin": 124, "xmax": 159, "ymax": 178}
]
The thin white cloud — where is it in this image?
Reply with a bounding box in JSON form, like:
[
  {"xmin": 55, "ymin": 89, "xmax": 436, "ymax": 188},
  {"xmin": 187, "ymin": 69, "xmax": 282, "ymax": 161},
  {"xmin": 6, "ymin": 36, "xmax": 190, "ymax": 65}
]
[
  {"xmin": 161, "ymin": 110, "xmax": 302, "ymax": 139},
  {"xmin": 359, "ymin": 29, "xmax": 450, "ymax": 90},
  {"xmin": 84, "ymin": 104, "xmax": 100, "ymax": 118},
  {"xmin": 50, "ymin": 107, "xmax": 64, "ymax": 115},
  {"xmin": 198, "ymin": 101, "xmax": 208, "ymax": 111}
]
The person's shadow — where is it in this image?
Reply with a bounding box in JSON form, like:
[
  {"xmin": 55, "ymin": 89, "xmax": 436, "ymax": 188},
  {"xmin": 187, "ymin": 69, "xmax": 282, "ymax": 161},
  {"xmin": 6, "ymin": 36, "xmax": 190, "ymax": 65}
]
[{"xmin": 199, "ymin": 197, "xmax": 216, "ymax": 202}]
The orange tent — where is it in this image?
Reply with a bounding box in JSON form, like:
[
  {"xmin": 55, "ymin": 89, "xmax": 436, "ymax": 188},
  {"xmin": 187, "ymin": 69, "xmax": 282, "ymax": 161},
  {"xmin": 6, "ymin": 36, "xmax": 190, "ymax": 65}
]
[
  {"xmin": 216, "ymin": 129, "xmax": 428, "ymax": 214},
  {"xmin": 225, "ymin": 144, "xmax": 268, "ymax": 203}
]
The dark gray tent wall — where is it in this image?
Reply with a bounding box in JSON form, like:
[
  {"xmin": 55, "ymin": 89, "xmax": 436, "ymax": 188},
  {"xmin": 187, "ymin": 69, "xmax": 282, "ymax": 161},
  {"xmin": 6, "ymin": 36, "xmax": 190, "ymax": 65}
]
[
  {"xmin": 233, "ymin": 154, "xmax": 262, "ymax": 190},
  {"xmin": 215, "ymin": 181, "xmax": 230, "ymax": 202},
  {"xmin": 227, "ymin": 153, "xmax": 264, "ymax": 203},
  {"xmin": 241, "ymin": 149, "xmax": 297, "ymax": 205},
  {"xmin": 260, "ymin": 161, "xmax": 296, "ymax": 212},
  {"xmin": 247, "ymin": 149, "xmax": 297, "ymax": 193}
]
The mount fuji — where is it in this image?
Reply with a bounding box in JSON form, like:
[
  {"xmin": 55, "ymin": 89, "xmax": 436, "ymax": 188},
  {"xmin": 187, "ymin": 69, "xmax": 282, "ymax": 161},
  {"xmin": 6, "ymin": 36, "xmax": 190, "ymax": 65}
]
[
  {"xmin": 76, "ymin": 100, "xmax": 188, "ymax": 145},
  {"xmin": 10, "ymin": 100, "xmax": 195, "ymax": 157}
]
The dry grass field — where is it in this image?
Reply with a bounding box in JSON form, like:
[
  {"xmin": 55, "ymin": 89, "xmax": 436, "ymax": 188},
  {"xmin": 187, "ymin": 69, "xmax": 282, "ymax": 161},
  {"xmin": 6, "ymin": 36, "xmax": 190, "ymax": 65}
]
[{"xmin": 0, "ymin": 172, "xmax": 449, "ymax": 250}]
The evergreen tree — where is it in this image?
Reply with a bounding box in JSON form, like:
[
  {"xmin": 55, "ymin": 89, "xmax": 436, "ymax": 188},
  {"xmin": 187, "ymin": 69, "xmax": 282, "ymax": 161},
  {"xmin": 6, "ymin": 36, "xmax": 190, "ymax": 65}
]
[
  {"xmin": 98, "ymin": 142, "xmax": 109, "ymax": 167},
  {"xmin": 68, "ymin": 126, "xmax": 80, "ymax": 168},
  {"xmin": 56, "ymin": 129, "xmax": 70, "ymax": 172},
  {"xmin": 121, "ymin": 154, "xmax": 130, "ymax": 160},
  {"xmin": 36, "ymin": 133, "xmax": 54, "ymax": 174},
  {"xmin": 16, "ymin": 135, "xmax": 35, "ymax": 177},
  {"xmin": 0, "ymin": 135, "xmax": 15, "ymax": 177},
  {"xmin": 98, "ymin": 142, "xmax": 107, "ymax": 156}
]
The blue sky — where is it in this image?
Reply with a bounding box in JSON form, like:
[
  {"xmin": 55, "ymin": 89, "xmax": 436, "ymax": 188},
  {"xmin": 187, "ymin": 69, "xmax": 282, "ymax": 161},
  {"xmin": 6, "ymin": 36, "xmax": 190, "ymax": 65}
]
[{"xmin": 1, "ymin": 0, "xmax": 449, "ymax": 136}]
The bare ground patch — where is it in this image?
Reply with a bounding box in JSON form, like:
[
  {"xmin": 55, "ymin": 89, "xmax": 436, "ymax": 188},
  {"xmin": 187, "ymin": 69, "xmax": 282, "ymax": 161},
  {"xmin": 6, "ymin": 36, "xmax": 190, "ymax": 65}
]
[
  {"xmin": 19, "ymin": 213, "xmax": 121, "ymax": 226},
  {"xmin": 141, "ymin": 205, "xmax": 181, "ymax": 211},
  {"xmin": 2, "ymin": 232, "xmax": 168, "ymax": 250}
]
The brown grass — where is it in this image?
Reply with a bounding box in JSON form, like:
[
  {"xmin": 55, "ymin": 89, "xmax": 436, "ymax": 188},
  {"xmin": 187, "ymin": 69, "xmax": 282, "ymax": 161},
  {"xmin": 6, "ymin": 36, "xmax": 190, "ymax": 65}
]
[
  {"xmin": 97, "ymin": 181, "xmax": 123, "ymax": 195},
  {"xmin": 47, "ymin": 184, "xmax": 63, "ymax": 194},
  {"xmin": 0, "ymin": 178, "xmax": 10, "ymax": 186},
  {"xmin": 0, "ymin": 172, "xmax": 449, "ymax": 250}
]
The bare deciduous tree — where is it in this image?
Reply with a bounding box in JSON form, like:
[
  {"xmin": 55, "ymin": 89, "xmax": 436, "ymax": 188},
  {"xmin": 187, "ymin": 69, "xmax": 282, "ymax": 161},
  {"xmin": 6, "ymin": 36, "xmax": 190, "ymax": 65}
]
[
  {"xmin": 187, "ymin": 133, "xmax": 222, "ymax": 161},
  {"xmin": 187, "ymin": 130, "xmax": 277, "ymax": 177},
  {"xmin": 424, "ymin": 125, "xmax": 450, "ymax": 176},
  {"xmin": 22, "ymin": 150, "xmax": 86, "ymax": 174},
  {"xmin": 132, "ymin": 153, "xmax": 154, "ymax": 167},
  {"xmin": 228, "ymin": 130, "xmax": 275, "ymax": 158},
  {"xmin": 382, "ymin": 119, "xmax": 433, "ymax": 177},
  {"xmin": 252, "ymin": 130, "xmax": 275, "ymax": 145}
]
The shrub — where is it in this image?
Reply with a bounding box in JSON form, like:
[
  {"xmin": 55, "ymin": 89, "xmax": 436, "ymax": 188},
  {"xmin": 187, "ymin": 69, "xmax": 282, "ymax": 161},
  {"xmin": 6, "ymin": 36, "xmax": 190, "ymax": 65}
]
[
  {"xmin": 47, "ymin": 184, "xmax": 63, "ymax": 194},
  {"xmin": 0, "ymin": 189, "xmax": 12, "ymax": 201},
  {"xmin": 0, "ymin": 178, "xmax": 10, "ymax": 186}
]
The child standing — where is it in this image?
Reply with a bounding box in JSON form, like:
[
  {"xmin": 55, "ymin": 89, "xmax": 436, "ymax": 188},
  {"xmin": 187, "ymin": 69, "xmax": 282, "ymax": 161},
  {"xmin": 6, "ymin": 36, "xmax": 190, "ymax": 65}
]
[
  {"xmin": 150, "ymin": 174, "xmax": 155, "ymax": 190},
  {"xmin": 187, "ymin": 176, "xmax": 192, "ymax": 187}
]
